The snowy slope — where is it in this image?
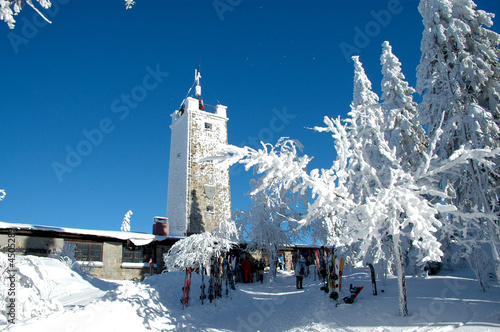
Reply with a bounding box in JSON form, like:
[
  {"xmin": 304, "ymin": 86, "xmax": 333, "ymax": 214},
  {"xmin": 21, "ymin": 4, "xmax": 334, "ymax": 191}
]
[{"xmin": 4, "ymin": 256, "xmax": 500, "ymax": 331}]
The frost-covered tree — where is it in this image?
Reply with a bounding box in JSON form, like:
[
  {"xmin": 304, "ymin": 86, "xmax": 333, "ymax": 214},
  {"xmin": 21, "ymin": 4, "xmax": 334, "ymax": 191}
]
[
  {"xmin": 380, "ymin": 41, "xmax": 430, "ymax": 273},
  {"xmin": 234, "ymin": 141, "xmax": 307, "ymax": 280},
  {"xmin": 380, "ymin": 41, "xmax": 427, "ymax": 171},
  {"xmin": 416, "ymin": 0, "xmax": 500, "ymax": 285},
  {"xmin": 346, "ymin": 56, "xmax": 385, "ymax": 206},
  {"xmin": 164, "ymin": 220, "xmax": 237, "ymax": 271},
  {"xmin": 120, "ymin": 210, "xmax": 133, "ymax": 232},
  {"xmin": 214, "ymin": 52, "xmax": 499, "ymax": 315}
]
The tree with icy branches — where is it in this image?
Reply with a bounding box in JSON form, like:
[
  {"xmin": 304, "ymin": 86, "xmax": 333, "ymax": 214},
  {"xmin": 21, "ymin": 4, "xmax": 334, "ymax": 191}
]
[
  {"xmin": 164, "ymin": 219, "xmax": 238, "ymax": 271},
  {"xmin": 233, "ymin": 139, "xmax": 308, "ymax": 281},
  {"xmin": 380, "ymin": 41, "xmax": 427, "ymax": 172},
  {"xmin": 417, "ymin": 0, "xmax": 500, "ymax": 287},
  {"xmin": 346, "ymin": 56, "xmax": 384, "ymax": 206}
]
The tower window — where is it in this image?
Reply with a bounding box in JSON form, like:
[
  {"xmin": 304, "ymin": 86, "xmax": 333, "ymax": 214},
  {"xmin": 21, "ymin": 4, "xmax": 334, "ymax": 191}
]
[
  {"xmin": 204, "ymin": 184, "xmax": 215, "ymax": 199},
  {"xmin": 206, "ymin": 205, "xmax": 215, "ymax": 213},
  {"xmin": 204, "ymin": 122, "xmax": 212, "ymax": 131}
]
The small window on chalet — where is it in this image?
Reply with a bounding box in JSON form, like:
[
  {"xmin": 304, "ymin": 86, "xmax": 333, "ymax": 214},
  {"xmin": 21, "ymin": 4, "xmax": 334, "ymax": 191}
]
[
  {"xmin": 66, "ymin": 241, "xmax": 103, "ymax": 262},
  {"xmin": 205, "ymin": 122, "xmax": 213, "ymax": 131},
  {"xmin": 123, "ymin": 245, "xmax": 152, "ymax": 263}
]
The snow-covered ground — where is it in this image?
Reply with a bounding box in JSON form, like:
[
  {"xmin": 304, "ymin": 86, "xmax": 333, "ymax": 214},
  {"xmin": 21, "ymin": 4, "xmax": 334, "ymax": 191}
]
[{"xmin": 3, "ymin": 256, "xmax": 500, "ymax": 332}]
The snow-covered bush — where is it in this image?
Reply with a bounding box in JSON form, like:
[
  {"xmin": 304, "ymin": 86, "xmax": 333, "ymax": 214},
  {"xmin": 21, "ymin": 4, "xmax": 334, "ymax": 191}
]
[{"xmin": 50, "ymin": 242, "xmax": 97, "ymax": 277}]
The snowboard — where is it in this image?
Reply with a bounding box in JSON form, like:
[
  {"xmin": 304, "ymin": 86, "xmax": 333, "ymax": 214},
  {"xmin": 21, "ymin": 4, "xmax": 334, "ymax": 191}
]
[
  {"xmin": 343, "ymin": 284, "xmax": 364, "ymax": 304},
  {"xmin": 367, "ymin": 263, "xmax": 377, "ymax": 295},
  {"xmin": 333, "ymin": 253, "xmax": 340, "ymax": 290},
  {"xmin": 329, "ymin": 252, "xmax": 339, "ymax": 301}
]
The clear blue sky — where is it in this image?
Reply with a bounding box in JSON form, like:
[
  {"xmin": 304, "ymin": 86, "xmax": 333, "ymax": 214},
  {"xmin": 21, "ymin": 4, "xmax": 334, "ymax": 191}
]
[{"xmin": 1, "ymin": 0, "xmax": 498, "ymax": 234}]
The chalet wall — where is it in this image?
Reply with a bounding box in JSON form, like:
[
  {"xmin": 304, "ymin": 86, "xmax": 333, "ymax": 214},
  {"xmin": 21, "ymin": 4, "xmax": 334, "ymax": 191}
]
[{"xmin": 0, "ymin": 233, "xmax": 64, "ymax": 256}]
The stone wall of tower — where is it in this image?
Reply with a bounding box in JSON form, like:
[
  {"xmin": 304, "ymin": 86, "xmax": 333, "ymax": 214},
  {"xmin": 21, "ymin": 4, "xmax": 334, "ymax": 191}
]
[{"xmin": 187, "ymin": 110, "xmax": 231, "ymax": 234}]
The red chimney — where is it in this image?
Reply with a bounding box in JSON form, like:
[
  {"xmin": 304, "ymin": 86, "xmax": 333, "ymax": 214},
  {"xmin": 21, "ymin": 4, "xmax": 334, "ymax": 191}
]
[{"xmin": 153, "ymin": 217, "xmax": 169, "ymax": 236}]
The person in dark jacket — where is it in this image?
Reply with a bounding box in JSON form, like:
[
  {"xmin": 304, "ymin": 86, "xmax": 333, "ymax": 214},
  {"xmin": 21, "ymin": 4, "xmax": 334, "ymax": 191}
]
[
  {"xmin": 256, "ymin": 259, "xmax": 265, "ymax": 283},
  {"xmin": 295, "ymin": 257, "xmax": 306, "ymax": 289}
]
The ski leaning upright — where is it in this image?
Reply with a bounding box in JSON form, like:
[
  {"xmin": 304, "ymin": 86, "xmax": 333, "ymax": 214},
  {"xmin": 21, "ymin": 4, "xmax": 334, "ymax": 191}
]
[
  {"xmin": 367, "ymin": 263, "xmax": 377, "ymax": 295},
  {"xmin": 338, "ymin": 257, "xmax": 345, "ymax": 292},
  {"xmin": 200, "ymin": 264, "xmax": 207, "ymax": 304},
  {"xmin": 181, "ymin": 267, "xmax": 192, "ymax": 309}
]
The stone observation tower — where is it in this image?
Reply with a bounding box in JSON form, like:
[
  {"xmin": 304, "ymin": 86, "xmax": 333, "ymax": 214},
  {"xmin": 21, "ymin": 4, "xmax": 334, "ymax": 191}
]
[{"xmin": 166, "ymin": 67, "xmax": 231, "ymax": 236}]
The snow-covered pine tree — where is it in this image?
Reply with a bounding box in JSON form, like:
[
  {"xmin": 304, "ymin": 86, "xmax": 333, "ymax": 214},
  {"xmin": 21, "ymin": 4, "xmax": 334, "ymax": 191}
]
[
  {"xmin": 335, "ymin": 53, "xmax": 496, "ymax": 315},
  {"xmin": 345, "ymin": 55, "xmax": 416, "ymax": 316},
  {"xmin": 380, "ymin": 41, "xmax": 429, "ymax": 274},
  {"xmin": 121, "ymin": 210, "xmax": 133, "ymax": 232},
  {"xmin": 416, "ymin": 0, "xmax": 500, "ymax": 286},
  {"xmin": 346, "ymin": 56, "xmax": 385, "ymax": 205},
  {"xmin": 380, "ymin": 41, "xmax": 427, "ymax": 171}
]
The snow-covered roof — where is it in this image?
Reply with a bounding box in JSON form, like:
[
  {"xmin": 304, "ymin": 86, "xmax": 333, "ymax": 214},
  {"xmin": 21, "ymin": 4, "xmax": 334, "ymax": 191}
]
[{"xmin": 0, "ymin": 221, "xmax": 184, "ymax": 246}]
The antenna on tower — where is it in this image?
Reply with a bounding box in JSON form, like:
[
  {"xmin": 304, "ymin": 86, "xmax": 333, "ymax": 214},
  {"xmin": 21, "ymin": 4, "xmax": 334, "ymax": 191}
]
[{"xmin": 195, "ymin": 59, "xmax": 202, "ymax": 97}]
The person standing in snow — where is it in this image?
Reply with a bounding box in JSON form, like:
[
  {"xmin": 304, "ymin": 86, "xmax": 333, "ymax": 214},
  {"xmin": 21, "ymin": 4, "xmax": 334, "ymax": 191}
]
[
  {"xmin": 295, "ymin": 257, "xmax": 306, "ymax": 289},
  {"xmin": 241, "ymin": 257, "xmax": 253, "ymax": 283},
  {"xmin": 257, "ymin": 259, "xmax": 265, "ymax": 283}
]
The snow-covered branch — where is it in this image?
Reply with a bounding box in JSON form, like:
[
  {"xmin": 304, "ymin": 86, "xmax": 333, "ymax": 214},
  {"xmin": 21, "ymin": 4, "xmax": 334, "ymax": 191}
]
[{"xmin": 1, "ymin": 0, "xmax": 135, "ymax": 29}]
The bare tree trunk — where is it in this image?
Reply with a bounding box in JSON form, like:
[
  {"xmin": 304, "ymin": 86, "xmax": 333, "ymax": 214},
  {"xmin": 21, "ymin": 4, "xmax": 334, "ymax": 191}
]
[{"xmin": 394, "ymin": 234, "xmax": 408, "ymax": 316}]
